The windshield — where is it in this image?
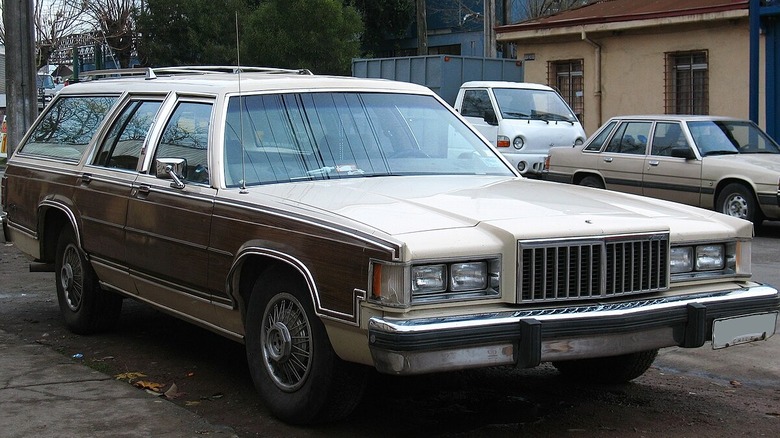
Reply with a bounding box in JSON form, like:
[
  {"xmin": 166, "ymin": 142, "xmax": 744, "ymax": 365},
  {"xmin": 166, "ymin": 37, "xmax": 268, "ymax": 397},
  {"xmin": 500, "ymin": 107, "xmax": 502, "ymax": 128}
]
[
  {"xmin": 688, "ymin": 120, "xmax": 780, "ymax": 156},
  {"xmin": 36, "ymin": 75, "xmax": 55, "ymax": 89},
  {"xmin": 223, "ymin": 92, "xmax": 512, "ymax": 187},
  {"xmin": 493, "ymin": 87, "xmax": 577, "ymax": 123}
]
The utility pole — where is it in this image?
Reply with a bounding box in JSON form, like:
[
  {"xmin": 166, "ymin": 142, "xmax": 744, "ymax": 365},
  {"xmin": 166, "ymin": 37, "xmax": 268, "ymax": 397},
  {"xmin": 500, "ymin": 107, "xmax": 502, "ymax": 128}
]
[
  {"xmin": 416, "ymin": 0, "xmax": 428, "ymax": 56},
  {"xmin": 484, "ymin": 0, "xmax": 496, "ymax": 57},
  {"xmin": 4, "ymin": 0, "xmax": 39, "ymax": 157}
]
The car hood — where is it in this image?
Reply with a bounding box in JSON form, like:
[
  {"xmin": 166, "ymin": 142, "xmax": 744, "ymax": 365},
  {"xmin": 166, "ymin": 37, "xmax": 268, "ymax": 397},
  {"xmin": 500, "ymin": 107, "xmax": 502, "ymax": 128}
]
[
  {"xmin": 254, "ymin": 176, "xmax": 750, "ymax": 240},
  {"xmin": 706, "ymin": 153, "xmax": 780, "ymax": 172}
]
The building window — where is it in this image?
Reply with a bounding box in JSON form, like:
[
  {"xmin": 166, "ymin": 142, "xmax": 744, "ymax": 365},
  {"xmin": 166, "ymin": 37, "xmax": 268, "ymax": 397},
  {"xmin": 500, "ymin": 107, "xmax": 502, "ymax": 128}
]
[
  {"xmin": 665, "ymin": 51, "xmax": 709, "ymax": 115},
  {"xmin": 548, "ymin": 60, "xmax": 584, "ymax": 124}
]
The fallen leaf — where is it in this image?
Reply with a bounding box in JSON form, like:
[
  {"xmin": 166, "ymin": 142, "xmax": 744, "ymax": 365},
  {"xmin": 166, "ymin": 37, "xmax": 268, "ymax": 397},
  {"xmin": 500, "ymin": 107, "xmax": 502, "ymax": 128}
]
[
  {"xmin": 730, "ymin": 380, "xmax": 742, "ymax": 388},
  {"xmin": 134, "ymin": 380, "xmax": 165, "ymax": 392},
  {"xmin": 115, "ymin": 372, "xmax": 147, "ymax": 381},
  {"xmin": 185, "ymin": 401, "xmax": 201, "ymax": 407}
]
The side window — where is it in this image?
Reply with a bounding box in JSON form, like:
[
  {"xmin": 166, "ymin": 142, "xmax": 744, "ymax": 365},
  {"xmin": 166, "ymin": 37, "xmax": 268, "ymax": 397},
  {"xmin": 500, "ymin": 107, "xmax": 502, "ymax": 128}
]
[
  {"xmin": 604, "ymin": 122, "xmax": 651, "ymax": 155},
  {"xmin": 19, "ymin": 96, "xmax": 118, "ymax": 160},
  {"xmin": 460, "ymin": 89, "xmax": 492, "ymax": 118},
  {"xmin": 94, "ymin": 100, "xmax": 162, "ymax": 170},
  {"xmin": 651, "ymin": 122, "xmax": 688, "ymax": 156},
  {"xmin": 155, "ymin": 101, "xmax": 213, "ymax": 184},
  {"xmin": 584, "ymin": 121, "xmax": 617, "ymax": 151}
]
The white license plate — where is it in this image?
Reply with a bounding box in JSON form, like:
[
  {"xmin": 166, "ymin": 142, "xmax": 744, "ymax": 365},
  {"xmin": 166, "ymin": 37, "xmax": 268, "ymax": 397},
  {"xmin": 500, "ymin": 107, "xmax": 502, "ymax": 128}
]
[{"xmin": 712, "ymin": 312, "xmax": 778, "ymax": 349}]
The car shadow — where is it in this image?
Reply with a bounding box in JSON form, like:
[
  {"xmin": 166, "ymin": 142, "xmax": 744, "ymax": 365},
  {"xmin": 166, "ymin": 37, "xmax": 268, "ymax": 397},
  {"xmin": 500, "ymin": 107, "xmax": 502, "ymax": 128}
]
[{"xmin": 756, "ymin": 221, "xmax": 780, "ymax": 238}]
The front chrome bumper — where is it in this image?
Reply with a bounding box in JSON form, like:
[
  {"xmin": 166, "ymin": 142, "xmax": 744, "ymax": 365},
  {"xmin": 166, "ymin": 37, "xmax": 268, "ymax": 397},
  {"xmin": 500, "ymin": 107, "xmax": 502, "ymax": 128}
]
[{"xmin": 368, "ymin": 284, "xmax": 780, "ymax": 375}]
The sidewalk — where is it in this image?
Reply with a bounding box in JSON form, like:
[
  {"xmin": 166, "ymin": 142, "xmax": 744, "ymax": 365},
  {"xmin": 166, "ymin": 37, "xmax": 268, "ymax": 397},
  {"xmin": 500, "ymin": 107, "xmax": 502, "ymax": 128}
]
[{"xmin": 0, "ymin": 328, "xmax": 238, "ymax": 438}]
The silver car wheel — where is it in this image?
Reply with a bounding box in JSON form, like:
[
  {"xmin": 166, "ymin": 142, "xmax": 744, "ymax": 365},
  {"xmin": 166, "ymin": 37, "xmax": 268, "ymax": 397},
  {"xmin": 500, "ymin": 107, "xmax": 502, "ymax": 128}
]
[
  {"xmin": 261, "ymin": 292, "xmax": 313, "ymax": 392},
  {"xmin": 722, "ymin": 192, "xmax": 750, "ymax": 219},
  {"xmin": 60, "ymin": 243, "xmax": 84, "ymax": 312}
]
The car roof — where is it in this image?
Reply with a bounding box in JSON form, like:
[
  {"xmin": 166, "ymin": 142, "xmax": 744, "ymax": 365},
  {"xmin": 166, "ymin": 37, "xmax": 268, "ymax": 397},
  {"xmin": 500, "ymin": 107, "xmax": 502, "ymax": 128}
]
[
  {"xmin": 57, "ymin": 68, "xmax": 438, "ymax": 97},
  {"xmin": 604, "ymin": 114, "xmax": 748, "ymax": 123},
  {"xmin": 460, "ymin": 81, "xmax": 555, "ymax": 91}
]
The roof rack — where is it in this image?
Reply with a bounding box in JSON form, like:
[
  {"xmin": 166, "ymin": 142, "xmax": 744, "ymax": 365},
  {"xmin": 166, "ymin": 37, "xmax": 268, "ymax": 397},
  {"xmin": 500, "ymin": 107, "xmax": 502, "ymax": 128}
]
[{"xmin": 78, "ymin": 66, "xmax": 313, "ymax": 81}]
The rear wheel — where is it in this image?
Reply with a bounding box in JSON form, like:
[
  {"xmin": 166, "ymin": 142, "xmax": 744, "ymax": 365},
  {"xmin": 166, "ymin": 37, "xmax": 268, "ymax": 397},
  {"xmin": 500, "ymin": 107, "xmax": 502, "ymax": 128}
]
[
  {"xmin": 579, "ymin": 175, "xmax": 605, "ymax": 189},
  {"xmin": 552, "ymin": 349, "xmax": 658, "ymax": 383},
  {"xmin": 54, "ymin": 227, "xmax": 122, "ymax": 334},
  {"xmin": 716, "ymin": 183, "xmax": 763, "ymax": 226},
  {"xmin": 245, "ymin": 271, "xmax": 367, "ymax": 425}
]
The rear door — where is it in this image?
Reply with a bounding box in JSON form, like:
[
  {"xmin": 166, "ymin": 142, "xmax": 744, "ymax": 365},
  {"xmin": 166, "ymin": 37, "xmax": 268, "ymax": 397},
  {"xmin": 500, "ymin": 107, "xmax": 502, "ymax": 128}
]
[
  {"xmin": 77, "ymin": 96, "xmax": 165, "ymax": 293},
  {"xmin": 597, "ymin": 120, "xmax": 651, "ymax": 195}
]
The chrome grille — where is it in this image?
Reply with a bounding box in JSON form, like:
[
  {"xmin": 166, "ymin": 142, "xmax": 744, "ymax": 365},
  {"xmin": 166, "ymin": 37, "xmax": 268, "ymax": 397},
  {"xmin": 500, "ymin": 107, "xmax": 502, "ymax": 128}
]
[{"xmin": 517, "ymin": 234, "xmax": 669, "ymax": 302}]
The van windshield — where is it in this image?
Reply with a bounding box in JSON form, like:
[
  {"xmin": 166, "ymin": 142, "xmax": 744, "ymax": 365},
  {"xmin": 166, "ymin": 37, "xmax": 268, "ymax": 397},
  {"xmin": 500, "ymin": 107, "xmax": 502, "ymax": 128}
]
[
  {"xmin": 493, "ymin": 88, "xmax": 578, "ymax": 123},
  {"xmin": 223, "ymin": 92, "xmax": 513, "ymax": 187}
]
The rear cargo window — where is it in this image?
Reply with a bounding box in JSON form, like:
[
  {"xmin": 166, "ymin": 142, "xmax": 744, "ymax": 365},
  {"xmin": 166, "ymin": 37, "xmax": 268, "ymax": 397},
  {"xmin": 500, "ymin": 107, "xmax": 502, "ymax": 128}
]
[{"xmin": 19, "ymin": 96, "xmax": 118, "ymax": 161}]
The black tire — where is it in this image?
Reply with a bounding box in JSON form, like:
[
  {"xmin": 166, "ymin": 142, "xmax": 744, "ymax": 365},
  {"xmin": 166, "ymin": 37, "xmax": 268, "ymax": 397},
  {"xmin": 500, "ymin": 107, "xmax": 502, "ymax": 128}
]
[
  {"xmin": 716, "ymin": 182, "xmax": 763, "ymax": 226},
  {"xmin": 54, "ymin": 227, "xmax": 122, "ymax": 334},
  {"xmin": 245, "ymin": 271, "xmax": 368, "ymax": 425},
  {"xmin": 552, "ymin": 349, "xmax": 658, "ymax": 383},
  {"xmin": 579, "ymin": 175, "xmax": 605, "ymax": 189}
]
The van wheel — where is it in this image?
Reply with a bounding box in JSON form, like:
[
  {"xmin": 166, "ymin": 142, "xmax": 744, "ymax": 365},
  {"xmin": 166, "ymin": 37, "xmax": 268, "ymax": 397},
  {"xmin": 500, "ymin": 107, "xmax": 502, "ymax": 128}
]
[
  {"xmin": 245, "ymin": 272, "xmax": 367, "ymax": 425},
  {"xmin": 716, "ymin": 183, "xmax": 763, "ymax": 226},
  {"xmin": 54, "ymin": 227, "xmax": 122, "ymax": 334},
  {"xmin": 579, "ymin": 175, "xmax": 605, "ymax": 189},
  {"xmin": 553, "ymin": 349, "xmax": 658, "ymax": 383}
]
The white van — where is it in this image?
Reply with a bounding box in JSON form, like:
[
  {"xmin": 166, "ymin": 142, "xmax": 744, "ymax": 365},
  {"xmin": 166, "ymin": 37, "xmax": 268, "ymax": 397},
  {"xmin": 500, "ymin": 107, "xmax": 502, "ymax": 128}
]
[{"xmin": 454, "ymin": 81, "xmax": 586, "ymax": 176}]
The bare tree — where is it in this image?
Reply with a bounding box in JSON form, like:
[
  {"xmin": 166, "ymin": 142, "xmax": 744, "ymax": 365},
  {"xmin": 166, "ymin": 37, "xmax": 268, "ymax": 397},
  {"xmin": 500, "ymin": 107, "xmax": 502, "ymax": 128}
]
[
  {"xmin": 75, "ymin": 0, "xmax": 142, "ymax": 68},
  {"xmin": 520, "ymin": 0, "xmax": 590, "ymax": 19},
  {"xmin": 0, "ymin": 1, "xmax": 88, "ymax": 70}
]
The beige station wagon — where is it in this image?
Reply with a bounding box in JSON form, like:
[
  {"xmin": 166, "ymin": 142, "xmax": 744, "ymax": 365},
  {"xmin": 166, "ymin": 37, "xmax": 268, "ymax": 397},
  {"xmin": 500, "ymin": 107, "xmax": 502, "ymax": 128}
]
[
  {"xmin": 1, "ymin": 69, "xmax": 778, "ymax": 425},
  {"xmin": 543, "ymin": 115, "xmax": 780, "ymax": 226}
]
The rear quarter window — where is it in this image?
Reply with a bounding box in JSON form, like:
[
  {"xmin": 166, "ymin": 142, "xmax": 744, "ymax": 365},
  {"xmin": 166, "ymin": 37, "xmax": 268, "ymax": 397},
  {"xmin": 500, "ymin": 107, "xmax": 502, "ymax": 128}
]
[{"xmin": 19, "ymin": 96, "xmax": 118, "ymax": 161}]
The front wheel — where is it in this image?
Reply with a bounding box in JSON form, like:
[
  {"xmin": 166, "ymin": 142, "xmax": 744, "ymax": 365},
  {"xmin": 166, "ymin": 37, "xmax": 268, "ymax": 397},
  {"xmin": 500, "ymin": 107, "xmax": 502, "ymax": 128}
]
[
  {"xmin": 245, "ymin": 272, "xmax": 367, "ymax": 425},
  {"xmin": 54, "ymin": 227, "xmax": 122, "ymax": 334},
  {"xmin": 716, "ymin": 183, "xmax": 763, "ymax": 225},
  {"xmin": 552, "ymin": 349, "xmax": 658, "ymax": 383}
]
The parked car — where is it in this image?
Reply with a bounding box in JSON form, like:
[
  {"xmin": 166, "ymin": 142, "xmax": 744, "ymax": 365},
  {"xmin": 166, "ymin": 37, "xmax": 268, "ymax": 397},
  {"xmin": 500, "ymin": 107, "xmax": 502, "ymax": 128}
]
[
  {"xmin": 454, "ymin": 81, "xmax": 586, "ymax": 176},
  {"xmin": 2, "ymin": 70, "xmax": 778, "ymax": 425},
  {"xmin": 543, "ymin": 115, "xmax": 780, "ymax": 225}
]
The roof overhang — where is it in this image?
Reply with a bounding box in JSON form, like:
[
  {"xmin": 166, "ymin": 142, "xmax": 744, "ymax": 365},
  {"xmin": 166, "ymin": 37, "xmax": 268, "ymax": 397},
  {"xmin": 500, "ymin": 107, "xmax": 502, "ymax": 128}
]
[{"xmin": 497, "ymin": 9, "xmax": 748, "ymax": 44}]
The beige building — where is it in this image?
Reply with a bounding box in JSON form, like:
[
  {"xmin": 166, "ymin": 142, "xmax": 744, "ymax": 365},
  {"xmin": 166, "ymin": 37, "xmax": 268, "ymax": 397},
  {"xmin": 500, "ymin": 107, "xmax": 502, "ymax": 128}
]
[{"xmin": 496, "ymin": 0, "xmax": 761, "ymax": 135}]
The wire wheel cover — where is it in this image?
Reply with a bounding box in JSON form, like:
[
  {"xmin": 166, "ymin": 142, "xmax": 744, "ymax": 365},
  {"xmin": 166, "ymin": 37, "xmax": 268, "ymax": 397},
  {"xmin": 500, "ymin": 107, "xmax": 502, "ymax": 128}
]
[{"xmin": 261, "ymin": 293, "xmax": 313, "ymax": 392}]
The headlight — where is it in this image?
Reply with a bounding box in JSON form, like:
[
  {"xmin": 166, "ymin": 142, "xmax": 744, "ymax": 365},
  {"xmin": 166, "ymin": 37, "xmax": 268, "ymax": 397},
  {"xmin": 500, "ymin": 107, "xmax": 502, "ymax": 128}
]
[
  {"xmin": 371, "ymin": 258, "xmax": 500, "ymax": 306},
  {"xmin": 670, "ymin": 241, "xmax": 750, "ymax": 280},
  {"xmin": 670, "ymin": 247, "xmax": 693, "ymax": 274},
  {"xmin": 412, "ymin": 264, "xmax": 447, "ymax": 294},
  {"xmin": 513, "ymin": 136, "xmax": 524, "ymax": 149}
]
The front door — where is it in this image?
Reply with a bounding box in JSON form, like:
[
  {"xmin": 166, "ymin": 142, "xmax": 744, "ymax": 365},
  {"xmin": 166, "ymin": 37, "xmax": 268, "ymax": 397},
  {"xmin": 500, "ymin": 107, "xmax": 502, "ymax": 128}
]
[
  {"xmin": 126, "ymin": 98, "xmax": 217, "ymax": 323},
  {"xmin": 642, "ymin": 121, "xmax": 703, "ymax": 206}
]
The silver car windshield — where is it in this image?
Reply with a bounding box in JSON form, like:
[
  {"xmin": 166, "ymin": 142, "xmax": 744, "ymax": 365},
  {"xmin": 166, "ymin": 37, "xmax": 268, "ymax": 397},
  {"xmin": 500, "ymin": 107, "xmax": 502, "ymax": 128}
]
[
  {"xmin": 223, "ymin": 92, "xmax": 512, "ymax": 187},
  {"xmin": 492, "ymin": 88, "xmax": 578, "ymax": 123},
  {"xmin": 688, "ymin": 120, "xmax": 780, "ymax": 156}
]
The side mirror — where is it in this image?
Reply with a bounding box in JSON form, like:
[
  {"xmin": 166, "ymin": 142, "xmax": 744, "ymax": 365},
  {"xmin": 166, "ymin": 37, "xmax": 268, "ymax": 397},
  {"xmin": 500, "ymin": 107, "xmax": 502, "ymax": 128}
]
[
  {"xmin": 671, "ymin": 147, "xmax": 696, "ymax": 160},
  {"xmin": 483, "ymin": 108, "xmax": 498, "ymax": 126},
  {"xmin": 155, "ymin": 158, "xmax": 187, "ymax": 189}
]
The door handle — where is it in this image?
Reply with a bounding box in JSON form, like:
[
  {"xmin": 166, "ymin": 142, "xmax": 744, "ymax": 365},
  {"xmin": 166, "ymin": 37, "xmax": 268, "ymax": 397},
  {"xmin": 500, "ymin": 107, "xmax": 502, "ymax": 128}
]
[
  {"xmin": 137, "ymin": 185, "xmax": 150, "ymax": 194},
  {"xmin": 603, "ymin": 157, "xmax": 613, "ymax": 163},
  {"xmin": 81, "ymin": 173, "xmax": 92, "ymax": 184},
  {"xmin": 648, "ymin": 160, "xmax": 660, "ymax": 166}
]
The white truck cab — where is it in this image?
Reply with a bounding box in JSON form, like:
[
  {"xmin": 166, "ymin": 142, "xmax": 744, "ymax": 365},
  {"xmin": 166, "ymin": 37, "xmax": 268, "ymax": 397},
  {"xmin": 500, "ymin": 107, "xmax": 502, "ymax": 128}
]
[{"xmin": 455, "ymin": 81, "xmax": 586, "ymax": 176}]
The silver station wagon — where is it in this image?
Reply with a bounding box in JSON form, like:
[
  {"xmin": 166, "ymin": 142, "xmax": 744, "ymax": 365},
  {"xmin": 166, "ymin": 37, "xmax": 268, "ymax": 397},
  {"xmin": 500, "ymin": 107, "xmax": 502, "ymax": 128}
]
[
  {"xmin": 1, "ymin": 69, "xmax": 778, "ymax": 425},
  {"xmin": 543, "ymin": 115, "xmax": 780, "ymax": 226}
]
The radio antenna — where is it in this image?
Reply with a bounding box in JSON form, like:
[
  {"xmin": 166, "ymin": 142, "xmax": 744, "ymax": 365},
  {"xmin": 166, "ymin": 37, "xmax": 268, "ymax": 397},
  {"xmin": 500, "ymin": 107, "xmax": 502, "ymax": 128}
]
[{"xmin": 235, "ymin": 12, "xmax": 248, "ymax": 193}]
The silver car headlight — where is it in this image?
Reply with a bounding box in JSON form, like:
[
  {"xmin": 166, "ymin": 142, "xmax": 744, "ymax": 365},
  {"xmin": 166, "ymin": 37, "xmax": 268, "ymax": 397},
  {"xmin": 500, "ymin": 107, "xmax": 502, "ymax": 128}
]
[
  {"xmin": 370, "ymin": 258, "xmax": 500, "ymax": 307},
  {"xmin": 513, "ymin": 136, "xmax": 524, "ymax": 149},
  {"xmin": 670, "ymin": 241, "xmax": 750, "ymax": 280}
]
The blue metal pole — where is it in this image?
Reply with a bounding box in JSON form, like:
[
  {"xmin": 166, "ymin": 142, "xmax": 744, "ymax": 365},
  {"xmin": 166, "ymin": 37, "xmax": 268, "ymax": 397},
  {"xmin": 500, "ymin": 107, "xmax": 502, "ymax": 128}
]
[{"xmin": 749, "ymin": 0, "xmax": 760, "ymax": 124}]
